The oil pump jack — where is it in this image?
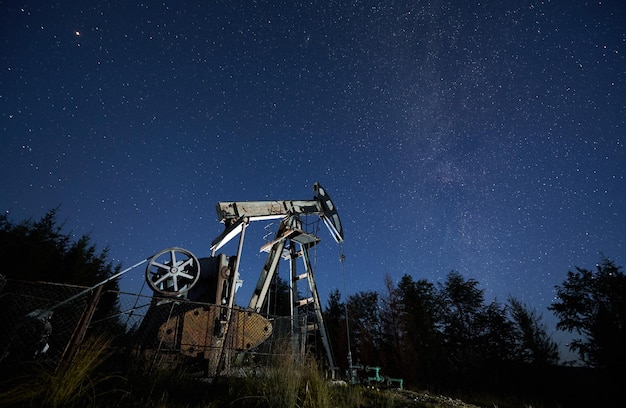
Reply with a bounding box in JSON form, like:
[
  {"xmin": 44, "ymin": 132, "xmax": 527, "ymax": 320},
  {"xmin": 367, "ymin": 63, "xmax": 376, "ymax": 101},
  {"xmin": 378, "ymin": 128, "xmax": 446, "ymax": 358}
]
[{"xmin": 140, "ymin": 182, "xmax": 344, "ymax": 378}]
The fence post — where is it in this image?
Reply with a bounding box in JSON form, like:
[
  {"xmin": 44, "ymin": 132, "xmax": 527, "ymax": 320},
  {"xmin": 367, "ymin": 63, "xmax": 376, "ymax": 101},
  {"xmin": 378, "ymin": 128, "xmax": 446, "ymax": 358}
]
[{"xmin": 58, "ymin": 285, "xmax": 104, "ymax": 366}]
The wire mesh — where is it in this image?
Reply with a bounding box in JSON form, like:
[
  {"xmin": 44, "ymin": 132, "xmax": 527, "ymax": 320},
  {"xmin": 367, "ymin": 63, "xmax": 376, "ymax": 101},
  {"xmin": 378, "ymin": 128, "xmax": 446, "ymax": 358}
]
[
  {"xmin": 0, "ymin": 279, "xmax": 304, "ymax": 378},
  {"xmin": 101, "ymin": 290, "xmax": 295, "ymax": 373},
  {"xmin": 0, "ymin": 279, "xmax": 91, "ymax": 369}
]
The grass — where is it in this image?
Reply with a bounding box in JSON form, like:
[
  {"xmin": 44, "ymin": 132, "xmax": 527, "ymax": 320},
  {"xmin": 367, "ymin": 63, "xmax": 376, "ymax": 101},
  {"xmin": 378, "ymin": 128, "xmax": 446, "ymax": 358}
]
[
  {"xmin": 0, "ymin": 334, "xmax": 398, "ymax": 408},
  {"xmin": 120, "ymin": 348, "xmax": 397, "ymax": 407},
  {"xmin": 3, "ymin": 337, "xmax": 571, "ymax": 408},
  {"xmin": 0, "ymin": 334, "xmax": 120, "ymax": 407},
  {"xmin": 263, "ymin": 356, "xmax": 333, "ymax": 408}
]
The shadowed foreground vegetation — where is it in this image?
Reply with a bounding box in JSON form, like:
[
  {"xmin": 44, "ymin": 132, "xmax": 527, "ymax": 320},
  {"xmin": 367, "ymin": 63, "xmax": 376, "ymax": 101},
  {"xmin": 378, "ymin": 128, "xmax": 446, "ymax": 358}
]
[
  {"xmin": 0, "ymin": 336, "xmax": 395, "ymax": 408},
  {"xmin": 0, "ymin": 334, "xmax": 615, "ymax": 408}
]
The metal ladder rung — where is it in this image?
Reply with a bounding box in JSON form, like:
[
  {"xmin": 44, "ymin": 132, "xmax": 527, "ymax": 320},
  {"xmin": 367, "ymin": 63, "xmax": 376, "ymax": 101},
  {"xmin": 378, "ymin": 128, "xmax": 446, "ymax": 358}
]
[
  {"xmin": 259, "ymin": 229, "xmax": 297, "ymax": 253},
  {"xmin": 296, "ymin": 297, "xmax": 314, "ymax": 307}
]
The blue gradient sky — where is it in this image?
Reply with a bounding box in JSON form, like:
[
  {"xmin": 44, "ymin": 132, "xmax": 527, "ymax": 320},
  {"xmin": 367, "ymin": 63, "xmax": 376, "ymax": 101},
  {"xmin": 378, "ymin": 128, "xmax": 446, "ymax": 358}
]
[{"xmin": 2, "ymin": 1, "xmax": 625, "ymax": 361}]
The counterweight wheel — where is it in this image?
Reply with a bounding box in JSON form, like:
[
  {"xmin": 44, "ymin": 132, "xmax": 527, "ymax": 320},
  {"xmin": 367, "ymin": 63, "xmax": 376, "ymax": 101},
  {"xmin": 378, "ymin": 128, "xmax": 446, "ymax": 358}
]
[{"xmin": 146, "ymin": 247, "xmax": 200, "ymax": 295}]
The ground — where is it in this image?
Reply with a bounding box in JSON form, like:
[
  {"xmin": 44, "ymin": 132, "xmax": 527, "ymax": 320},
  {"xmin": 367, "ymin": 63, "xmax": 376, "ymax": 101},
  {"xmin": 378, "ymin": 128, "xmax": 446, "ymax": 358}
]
[{"xmin": 390, "ymin": 389, "xmax": 483, "ymax": 408}]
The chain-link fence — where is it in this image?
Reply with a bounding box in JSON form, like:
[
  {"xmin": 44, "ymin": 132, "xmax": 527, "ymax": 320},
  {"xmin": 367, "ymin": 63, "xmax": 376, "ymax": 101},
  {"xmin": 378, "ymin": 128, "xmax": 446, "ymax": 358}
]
[
  {"xmin": 0, "ymin": 279, "xmax": 92, "ymax": 369},
  {"xmin": 0, "ymin": 279, "xmax": 301, "ymax": 378},
  {"xmin": 97, "ymin": 290, "xmax": 296, "ymax": 375}
]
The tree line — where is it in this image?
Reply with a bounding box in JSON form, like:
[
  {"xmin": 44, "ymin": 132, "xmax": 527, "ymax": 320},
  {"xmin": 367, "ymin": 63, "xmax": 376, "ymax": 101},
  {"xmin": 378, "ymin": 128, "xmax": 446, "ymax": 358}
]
[
  {"xmin": 323, "ymin": 259, "xmax": 625, "ymax": 398},
  {"xmin": 0, "ymin": 209, "xmax": 122, "ymax": 326}
]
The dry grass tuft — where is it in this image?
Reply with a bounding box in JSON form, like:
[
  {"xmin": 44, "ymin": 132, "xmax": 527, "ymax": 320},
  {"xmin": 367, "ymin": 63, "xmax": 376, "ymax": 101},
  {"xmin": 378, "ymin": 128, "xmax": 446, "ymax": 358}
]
[{"xmin": 0, "ymin": 334, "xmax": 119, "ymax": 407}]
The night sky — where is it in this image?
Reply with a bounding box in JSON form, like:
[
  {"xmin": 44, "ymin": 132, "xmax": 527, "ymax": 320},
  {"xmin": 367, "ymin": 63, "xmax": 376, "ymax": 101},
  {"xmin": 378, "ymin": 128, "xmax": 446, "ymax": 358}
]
[{"xmin": 1, "ymin": 1, "xmax": 625, "ymax": 359}]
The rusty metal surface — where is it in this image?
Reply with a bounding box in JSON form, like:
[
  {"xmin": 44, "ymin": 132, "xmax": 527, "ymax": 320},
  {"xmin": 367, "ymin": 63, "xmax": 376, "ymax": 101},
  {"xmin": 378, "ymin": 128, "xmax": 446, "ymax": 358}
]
[{"xmin": 157, "ymin": 305, "xmax": 272, "ymax": 358}]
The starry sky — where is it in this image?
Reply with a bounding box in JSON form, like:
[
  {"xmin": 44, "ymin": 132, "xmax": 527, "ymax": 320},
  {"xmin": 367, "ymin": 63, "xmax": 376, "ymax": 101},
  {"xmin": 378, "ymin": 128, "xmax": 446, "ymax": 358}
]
[{"xmin": 1, "ymin": 1, "xmax": 625, "ymax": 356}]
